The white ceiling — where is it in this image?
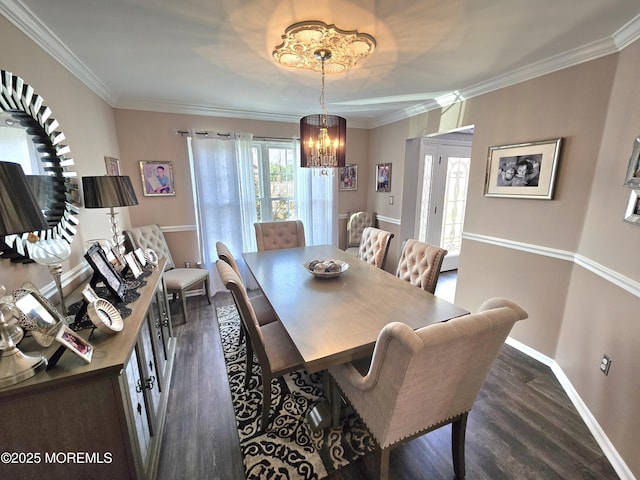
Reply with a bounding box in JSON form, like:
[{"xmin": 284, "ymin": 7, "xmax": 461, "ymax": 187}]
[{"xmin": 3, "ymin": 0, "xmax": 640, "ymax": 128}]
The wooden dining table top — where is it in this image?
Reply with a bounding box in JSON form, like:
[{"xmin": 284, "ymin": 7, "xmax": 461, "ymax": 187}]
[{"xmin": 243, "ymin": 244, "xmax": 469, "ymax": 374}]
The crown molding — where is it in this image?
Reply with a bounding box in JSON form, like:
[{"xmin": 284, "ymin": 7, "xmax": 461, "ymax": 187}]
[
  {"xmin": 4, "ymin": 0, "xmax": 640, "ymax": 130},
  {"xmin": 1, "ymin": 0, "xmax": 118, "ymax": 105}
]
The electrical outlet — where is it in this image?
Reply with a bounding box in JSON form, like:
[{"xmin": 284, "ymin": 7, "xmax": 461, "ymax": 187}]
[{"xmin": 600, "ymin": 354, "xmax": 612, "ymax": 376}]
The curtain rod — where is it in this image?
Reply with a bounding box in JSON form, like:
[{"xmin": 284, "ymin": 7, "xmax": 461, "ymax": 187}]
[{"xmin": 174, "ymin": 129, "xmax": 295, "ymax": 142}]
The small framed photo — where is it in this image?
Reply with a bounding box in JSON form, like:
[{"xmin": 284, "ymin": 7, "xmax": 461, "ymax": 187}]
[
  {"xmin": 484, "ymin": 138, "xmax": 562, "ymax": 199},
  {"xmin": 339, "ymin": 164, "xmax": 358, "ymax": 191},
  {"xmin": 140, "ymin": 160, "xmax": 175, "ymax": 196},
  {"xmin": 133, "ymin": 247, "xmax": 147, "ymax": 268},
  {"xmin": 124, "ymin": 252, "xmax": 143, "ymax": 279},
  {"xmin": 85, "ymin": 243, "xmax": 126, "ymax": 302},
  {"xmin": 375, "ymin": 163, "xmax": 392, "ymax": 192},
  {"xmin": 624, "ymin": 135, "xmax": 640, "ymax": 188},
  {"xmin": 56, "ymin": 324, "xmax": 93, "ymax": 364},
  {"xmin": 81, "ymin": 284, "xmax": 100, "ymax": 303},
  {"xmin": 624, "ymin": 189, "xmax": 640, "ymax": 225},
  {"xmin": 104, "ymin": 156, "xmax": 121, "ymax": 176}
]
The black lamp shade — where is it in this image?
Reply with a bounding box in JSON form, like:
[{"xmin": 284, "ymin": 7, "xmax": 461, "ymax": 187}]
[
  {"xmin": 300, "ymin": 114, "xmax": 346, "ymax": 168},
  {"xmin": 82, "ymin": 176, "xmax": 139, "ymax": 208},
  {"xmin": 0, "ymin": 162, "xmax": 48, "ymax": 235}
]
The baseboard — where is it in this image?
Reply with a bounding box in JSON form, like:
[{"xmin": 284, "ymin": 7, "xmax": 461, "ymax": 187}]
[{"xmin": 506, "ymin": 337, "xmax": 635, "ymax": 480}]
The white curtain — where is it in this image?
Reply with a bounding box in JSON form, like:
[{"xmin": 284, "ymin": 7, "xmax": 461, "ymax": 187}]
[
  {"xmin": 295, "ymin": 139, "xmax": 338, "ymax": 246},
  {"xmin": 188, "ymin": 134, "xmax": 338, "ymax": 292},
  {"xmin": 188, "ymin": 133, "xmax": 257, "ymax": 291}
]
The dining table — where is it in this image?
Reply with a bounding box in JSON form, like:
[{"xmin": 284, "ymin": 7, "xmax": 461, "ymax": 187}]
[{"xmin": 243, "ymin": 244, "xmax": 469, "ymax": 375}]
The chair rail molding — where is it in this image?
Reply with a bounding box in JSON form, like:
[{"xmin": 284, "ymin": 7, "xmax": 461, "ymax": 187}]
[{"xmin": 462, "ymin": 231, "xmax": 640, "ymax": 299}]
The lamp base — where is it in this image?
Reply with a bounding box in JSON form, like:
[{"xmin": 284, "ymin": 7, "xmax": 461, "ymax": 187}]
[{"xmin": 0, "ymin": 346, "xmax": 47, "ymax": 388}]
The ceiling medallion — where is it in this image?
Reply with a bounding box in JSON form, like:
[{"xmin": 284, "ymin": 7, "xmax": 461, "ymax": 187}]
[{"xmin": 273, "ymin": 21, "xmax": 376, "ymax": 74}]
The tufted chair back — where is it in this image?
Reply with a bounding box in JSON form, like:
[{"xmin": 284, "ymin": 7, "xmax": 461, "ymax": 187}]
[
  {"xmin": 346, "ymin": 211, "xmax": 376, "ymax": 248},
  {"xmin": 395, "ymin": 239, "xmax": 447, "ymax": 294},
  {"xmin": 357, "ymin": 227, "xmax": 394, "ymax": 269},
  {"xmin": 329, "ymin": 298, "xmax": 528, "ymax": 480},
  {"xmin": 254, "ymin": 220, "xmax": 306, "ymax": 251},
  {"xmin": 124, "ymin": 224, "xmax": 175, "ymax": 270}
]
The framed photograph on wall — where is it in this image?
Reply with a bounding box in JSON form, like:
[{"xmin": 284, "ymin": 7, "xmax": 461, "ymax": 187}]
[
  {"xmin": 140, "ymin": 160, "xmax": 176, "ymax": 197},
  {"xmin": 624, "ymin": 189, "xmax": 640, "ymax": 225},
  {"xmin": 375, "ymin": 163, "xmax": 392, "ymax": 192},
  {"xmin": 484, "ymin": 138, "xmax": 562, "ymax": 199},
  {"xmin": 339, "ymin": 164, "xmax": 358, "ymax": 191},
  {"xmin": 624, "ymin": 135, "xmax": 640, "ymax": 188},
  {"xmin": 104, "ymin": 156, "xmax": 121, "ymax": 176}
]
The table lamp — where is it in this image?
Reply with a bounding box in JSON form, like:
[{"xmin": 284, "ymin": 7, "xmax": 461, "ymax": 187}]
[
  {"xmin": 0, "ymin": 161, "xmax": 49, "ymax": 387},
  {"xmin": 82, "ymin": 176, "xmax": 139, "ymax": 253}
]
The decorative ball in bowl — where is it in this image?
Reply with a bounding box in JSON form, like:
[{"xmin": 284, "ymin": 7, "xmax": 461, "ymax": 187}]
[{"xmin": 304, "ymin": 259, "xmax": 349, "ymax": 279}]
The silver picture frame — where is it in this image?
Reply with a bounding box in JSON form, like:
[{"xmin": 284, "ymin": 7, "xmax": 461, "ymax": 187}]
[{"xmin": 624, "ymin": 135, "xmax": 640, "ymax": 188}]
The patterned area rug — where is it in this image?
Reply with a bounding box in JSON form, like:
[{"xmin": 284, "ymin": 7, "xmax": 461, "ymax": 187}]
[{"xmin": 216, "ymin": 305, "xmax": 374, "ymax": 479}]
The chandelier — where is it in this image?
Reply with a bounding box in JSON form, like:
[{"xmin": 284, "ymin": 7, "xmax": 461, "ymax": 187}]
[{"xmin": 273, "ymin": 21, "xmax": 376, "ymax": 173}]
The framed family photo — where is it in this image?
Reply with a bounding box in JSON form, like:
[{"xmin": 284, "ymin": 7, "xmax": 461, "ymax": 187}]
[
  {"xmin": 624, "ymin": 135, "xmax": 640, "ymax": 188},
  {"xmin": 484, "ymin": 138, "xmax": 562, "ymax": 200},
  {"xmin": 624, "ymin": 189, "xmax": 640, "ymax": 225},
  {"xmin": 375, "ymin": 163, "xmax": 392, "ymax": 192},
  {"xmin": 339, "ymin": 164, "xmax": 358, "ymax": 191},
  {"xmin": 104, "ymin": 156, "xmax": 121, "ymax": 176},
  {"xmin": 140, "ymin": 160, "xmax": 175, "ymax": 196}
]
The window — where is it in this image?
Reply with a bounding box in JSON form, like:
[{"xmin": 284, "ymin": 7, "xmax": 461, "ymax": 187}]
[{"xmin": 252, "ymin": 141, "xmax": 297, "ymax": 222}]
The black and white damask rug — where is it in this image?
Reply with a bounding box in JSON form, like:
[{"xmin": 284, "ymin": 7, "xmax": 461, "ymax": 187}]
[{"xmin": 216, "ymin": 305, "xmax": 374, "ymax": 479}]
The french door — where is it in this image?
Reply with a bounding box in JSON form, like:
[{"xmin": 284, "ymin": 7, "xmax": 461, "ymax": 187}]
[{"xmin": 415, "ymin": 140, "xmax": 471, "ymax": 271}]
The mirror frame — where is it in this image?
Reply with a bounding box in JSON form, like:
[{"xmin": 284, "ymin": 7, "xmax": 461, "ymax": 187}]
[{"xmin": 0, "ymin": 70, "xmax": 79, "ymax": 262}]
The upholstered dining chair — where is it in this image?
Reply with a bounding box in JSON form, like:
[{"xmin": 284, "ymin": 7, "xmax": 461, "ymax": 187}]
[
  {"xmin": 124, "ymin": 224, "xmax": 211, "ymax": 321},
  {"xmin": 396, "ymin": 239, "xmax": 448, "ymax": 294},
  {"xmin": 216, "ymin": 241, "xmax": 278, "ymax": 344},
  {"xmin": 344, "ymin": 211, "xmax": 376, "ymax": 256},
  {"xmin": 355, "ymin": 226, "xmax": 394, "ymax": 270},
  {"xmin": 329, "ymin": 298, "xmax": 528, "ymax": 480},
  {"xmin": 216, "ymin": 260, "xmax": 303, "ymax": 431},
  {"xmin": 254, "ymin": 220, "xmax": 306, "ymax": 251}
]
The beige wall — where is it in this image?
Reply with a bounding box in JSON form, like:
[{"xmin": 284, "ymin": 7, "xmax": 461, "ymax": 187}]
[
  {"xmin": 2, "ymin": 10, "xmax": 639, "ymax": 476},
  {"xmin": 113, "ymin": 109, "xmax": 370, "ymax": 265},
  {"xmin": 368, "ymin": 46, "xmax": 640, "ymax": 476},
  {"xmin": 0, "ymin": 17, "xmax": 122, "ymax": 297}
]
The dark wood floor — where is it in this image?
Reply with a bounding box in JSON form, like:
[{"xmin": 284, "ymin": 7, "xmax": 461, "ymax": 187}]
[{"xmin": 157, "ymin": 276, "xmax": 619, "ymax": 480}]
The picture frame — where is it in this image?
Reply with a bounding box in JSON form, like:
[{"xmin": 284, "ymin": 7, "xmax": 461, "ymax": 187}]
[
  {"xmin": 339, "ymin": 164, "xmax": 358, "ymax": 191},
  {"xmin": 484, "ymin": 138, "xmax": 562, "ymax": 199},
  {"xmin": 623, "ymin": 135, "xmax": 640, "ymax": 188},
  {"xmin": 13, "ymin": 285, "xmax": 64, "ymax": 347},
  {"xmin": 624, "ymin": 189, "xmax": 640, "ymax": 225},
  {"xmin": 55, "ymin": 324, "xmax": 93, "ymax": 364},
  {"xmin": 133, "ymin": 247, "xmax": 147, "ymax": 268},
  {"xmin": 124, "ymin": 252, "xmax": 143, "ymax": 279},
  {"xmin": 140, "ymin": 160, "xmax": 175, "ymax": 196},
  {"xmin": 104, "ymin": 156, "xmax": 121, "ymax": 176},
  {"xmin": 85, "ymin": 243, "xmax": 126, "ymax": 302},
  {"xmin": 375, "ymin": 163, "xmax": 392, "ymax": 192}
]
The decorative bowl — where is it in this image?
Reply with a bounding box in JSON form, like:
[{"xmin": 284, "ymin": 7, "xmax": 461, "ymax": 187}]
[
  {"xmin": 304, "ymin": 259, "xmax": 349, "ymax": 279},
  {"xmin": 88, "ymin": 298, "xmax": 124, "ymax": 334}
]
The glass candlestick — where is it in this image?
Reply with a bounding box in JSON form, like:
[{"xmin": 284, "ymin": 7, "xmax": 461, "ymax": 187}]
[{"xmin": 26, "ymin": 237, "xmax": 72, "ymax": 316}]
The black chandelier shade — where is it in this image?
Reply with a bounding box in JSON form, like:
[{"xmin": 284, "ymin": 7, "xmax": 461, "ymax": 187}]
[{"xmin": 299, "ymin": 114, "xmax": 347, "ymax": 169}]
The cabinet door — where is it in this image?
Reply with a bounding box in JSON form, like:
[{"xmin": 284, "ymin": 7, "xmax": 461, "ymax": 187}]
[
  {"xmin": 123, "ymin": 345, "xmax": 152, "ymax": 472},
  {"xmin": 138, "ymin": 316, "xmax": 161, "ymax": 435}
]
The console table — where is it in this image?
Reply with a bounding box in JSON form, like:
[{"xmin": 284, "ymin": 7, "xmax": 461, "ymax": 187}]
[{"xmin": 0, "ymin": 259, "xmax": 175, "ymax": 480}]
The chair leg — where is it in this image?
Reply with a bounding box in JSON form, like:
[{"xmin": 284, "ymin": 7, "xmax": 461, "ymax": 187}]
[
  {"xmin": 180, "ymin": 290, "xmax": 188, "ymax": 321},
  {"xmin": 261, "ymin": 375, "xmax": 271, "ymax": 432},
  {"xmin": 203, "ymin": 278, "xmax": 211, "ymax": 304},
  {"xmin": 451, "ymin": 412, "xmax": 468, "ymax": 479},
  {"xmin": 374, "ymin": 445, "xmax": 390, "ymax": 480}
]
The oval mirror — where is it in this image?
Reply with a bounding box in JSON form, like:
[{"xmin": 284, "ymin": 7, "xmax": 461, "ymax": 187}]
[{"xmin": 0, "ymin": 70, "xmax": 79, "ymax": 262}]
